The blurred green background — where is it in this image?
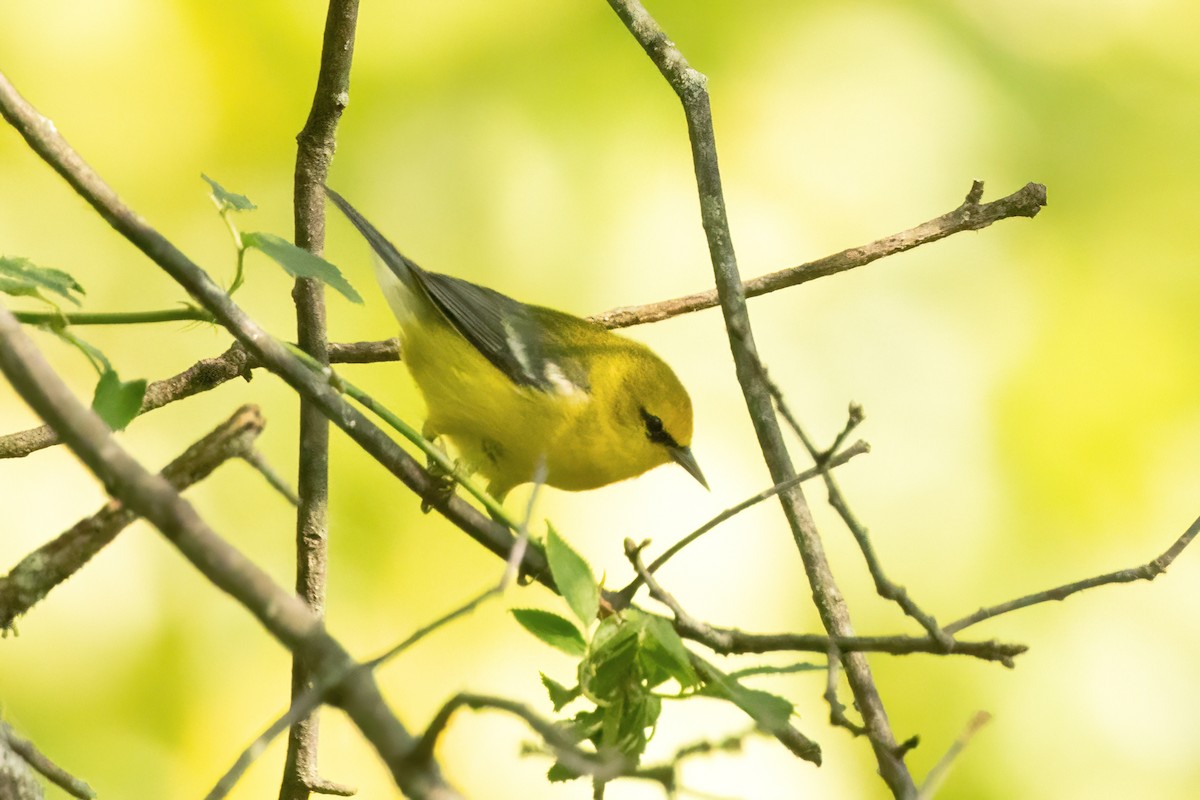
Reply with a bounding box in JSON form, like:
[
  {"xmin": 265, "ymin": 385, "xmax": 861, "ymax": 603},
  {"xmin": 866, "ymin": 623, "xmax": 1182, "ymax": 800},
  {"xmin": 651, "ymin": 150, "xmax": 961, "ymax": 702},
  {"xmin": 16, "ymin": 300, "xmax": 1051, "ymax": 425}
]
[{"xmin": 3, "ymin": 1, "xmax": 1199, "ymax": 798}]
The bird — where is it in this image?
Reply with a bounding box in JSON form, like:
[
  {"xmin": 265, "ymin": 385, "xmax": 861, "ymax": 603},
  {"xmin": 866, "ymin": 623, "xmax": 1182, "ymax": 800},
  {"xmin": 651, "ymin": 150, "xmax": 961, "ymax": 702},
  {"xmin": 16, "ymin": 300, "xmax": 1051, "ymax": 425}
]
[{"xmin": 325, "ymin": 187, "xmax": 706, "ymax": 506}]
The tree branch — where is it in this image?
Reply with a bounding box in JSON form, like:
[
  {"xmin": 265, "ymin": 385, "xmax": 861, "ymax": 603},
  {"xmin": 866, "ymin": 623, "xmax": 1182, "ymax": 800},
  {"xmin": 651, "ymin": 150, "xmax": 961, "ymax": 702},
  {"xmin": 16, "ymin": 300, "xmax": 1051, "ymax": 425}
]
[
  {"xmin": 589, "ymin": 180, "xmax": 1046, "ymax": 329},
  {"xmin": 945, "ymin": 514, "xmax": 1200, "ymax": 635},
  {"xmin": 0, "ymin": 301, "xmax": 460, "ymax": 799},
  {"xmin": 0, "ymin": 404, "xmax": 265, "ymax": 630},
  {"xmin": 0, "ymin": 721, "xmax": 95, "ymax": 800},
  {"xmin": 0, "ymin": 339, "xmax": 400, "ymax": 460},
  {"xmin": 602, "ymin": 2, "xmax": 915, "ymax": 794},
  {"xmin": 676, "ymin": 620, "xmax": 1026, "ymax": 667},
  {"xmin": 281, "ymin": 1, "xmax": 361, "ymax": 796},
  {"xmin": 410, "ymin": 693, "xmax": 628, "ymax": 784}
]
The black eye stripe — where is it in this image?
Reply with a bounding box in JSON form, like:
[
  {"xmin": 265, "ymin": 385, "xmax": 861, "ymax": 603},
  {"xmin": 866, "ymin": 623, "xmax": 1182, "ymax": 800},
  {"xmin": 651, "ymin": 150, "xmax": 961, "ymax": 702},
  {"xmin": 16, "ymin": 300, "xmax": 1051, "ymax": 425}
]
[{"xmin": 639, "ymin": 408, "xmax": 675, "ymax": 446}]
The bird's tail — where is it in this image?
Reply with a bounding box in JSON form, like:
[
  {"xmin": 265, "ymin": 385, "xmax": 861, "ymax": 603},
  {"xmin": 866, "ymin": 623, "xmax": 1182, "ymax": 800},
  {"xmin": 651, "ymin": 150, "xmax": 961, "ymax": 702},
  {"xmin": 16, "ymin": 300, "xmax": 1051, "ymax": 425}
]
[{"xmin": 325, "ymin": 186, "xmax": 428, "ymax": 324}]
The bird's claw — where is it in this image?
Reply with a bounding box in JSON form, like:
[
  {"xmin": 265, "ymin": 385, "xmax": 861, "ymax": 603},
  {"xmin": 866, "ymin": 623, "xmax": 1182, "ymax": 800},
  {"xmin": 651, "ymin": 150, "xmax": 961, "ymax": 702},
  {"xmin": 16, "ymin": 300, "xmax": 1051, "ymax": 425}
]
[{"xmin": 421, "ymin": 455, "xmax": 459, "ymax": 513}]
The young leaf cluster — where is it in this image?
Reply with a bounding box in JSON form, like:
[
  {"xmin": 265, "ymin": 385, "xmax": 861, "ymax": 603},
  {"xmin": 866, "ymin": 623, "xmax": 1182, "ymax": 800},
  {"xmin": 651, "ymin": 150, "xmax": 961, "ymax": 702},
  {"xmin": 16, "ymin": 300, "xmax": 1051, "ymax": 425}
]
[
  {"xmin": 512, "ymin": 525, "xmax": 796, "ymax": 786},
  {"xmin": 0, "ymin": 257, "xmax": 146, "ymax": 430}
]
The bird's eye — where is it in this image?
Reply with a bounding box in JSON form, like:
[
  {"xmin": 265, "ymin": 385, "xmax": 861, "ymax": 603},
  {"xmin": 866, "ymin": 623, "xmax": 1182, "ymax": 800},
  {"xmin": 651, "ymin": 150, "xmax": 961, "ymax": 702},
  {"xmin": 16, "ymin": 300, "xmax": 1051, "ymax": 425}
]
[{"xmin": 640, "ymin": 408, "xmax": 672, "ymax": 445}]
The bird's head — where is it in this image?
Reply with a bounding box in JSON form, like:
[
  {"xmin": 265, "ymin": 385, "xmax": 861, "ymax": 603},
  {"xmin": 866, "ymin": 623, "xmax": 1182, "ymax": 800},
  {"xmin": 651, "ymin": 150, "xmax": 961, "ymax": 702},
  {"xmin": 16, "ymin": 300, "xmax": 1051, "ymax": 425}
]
[{"xmin": 607, "ymin": 342, "xmax": 706, "ymax": 490}]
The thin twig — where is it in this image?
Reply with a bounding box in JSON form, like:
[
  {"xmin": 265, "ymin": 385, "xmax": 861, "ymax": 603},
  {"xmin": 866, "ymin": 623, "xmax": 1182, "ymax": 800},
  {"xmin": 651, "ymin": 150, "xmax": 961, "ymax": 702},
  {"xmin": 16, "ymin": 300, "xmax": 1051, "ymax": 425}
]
[
  {"xmin": 612, "ymin": 440, "xmax": 869, "ymax": 607},
  {"xmin": 242, "ymin": 449, "xmax": 301, "ymax": 507},
  {"xmin": 914, "ymin": 712, "xmax": 991, "ymax": 800},
  {"xmin": 945, "ymin": 515, "xmax": 1200, "ymax": 634},
  {"xmin": 0, "ymin": 721, "xmax": 96, "ymax": 799},
  {"xmin": 211, "ymin": 586, "xmax": 494, "ymax": 800},
  {"xmin": 407, "ymin": 694, "xmax": 628, "ymax": 783},
  {"xmin": 823, "ymin": 643, "xmax": 866, "ymax": 737},
  {"xmin": 0, "ymin": 301, "xmax": 459, "ymax": 799},
  {"xmin": 602, "ymin": 2, "xmax": 915, "ymax": 794},
  {"xmin": 589, "ymin": 181, "xmax": 1046, "ymax": 329},
  {"xmin": 763, "ymin": 370, "xmax": 952, "ymax": 648},
  {"xmin": 213, "ymin": 470, "xmax": 546, "ymax": 800},
  {"xmin": 624, "ymin": 540, "xmax": 823, "ymax": 765},
  {"xmin": 675, "ymin": 619, "xmax": 1026, "ymax": 667},
  {"xmin": 0, "ymin": 339, "xmax": 400, "ymax": 460},
  {"xmin": 0, "ymin": 405, "xmax": 265, "ymax": 630}
]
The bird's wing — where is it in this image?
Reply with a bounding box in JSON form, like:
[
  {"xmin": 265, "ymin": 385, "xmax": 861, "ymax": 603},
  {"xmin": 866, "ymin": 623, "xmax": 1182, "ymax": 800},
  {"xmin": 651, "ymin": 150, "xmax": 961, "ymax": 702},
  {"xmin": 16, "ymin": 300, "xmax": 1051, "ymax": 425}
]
[
  {"xmin": 325, "ymin": 186, "xmax": 592, "ymax": 395},
  {"xmin": 417, "ymin": 271, "xmax": 591, "ymax": 395}
]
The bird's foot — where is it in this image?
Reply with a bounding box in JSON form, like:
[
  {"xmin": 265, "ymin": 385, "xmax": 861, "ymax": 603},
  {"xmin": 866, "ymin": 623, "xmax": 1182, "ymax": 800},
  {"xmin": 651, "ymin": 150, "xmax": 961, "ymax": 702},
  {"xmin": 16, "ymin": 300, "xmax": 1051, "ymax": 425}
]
[{"xmin": 421, "ymin": 454, "xmax": 460, "ymax": 514}]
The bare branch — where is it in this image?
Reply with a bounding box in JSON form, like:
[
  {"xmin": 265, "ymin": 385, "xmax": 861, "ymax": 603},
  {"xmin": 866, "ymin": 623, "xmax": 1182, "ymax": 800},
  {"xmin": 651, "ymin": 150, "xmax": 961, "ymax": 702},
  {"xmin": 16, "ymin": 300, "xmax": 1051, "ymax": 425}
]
[
  {"xmin": 0, "ymin": 721, "xmax": 95, "ymax": 799},
  {"xmin": 945, "ymin": 514, "xmax": 1200, "ymax": 635},
  {"xmin": 612, "ymin": 440, "xmax": 869, "ymax": 607},
  {"xmin": 590, "ymin": 181, "xmax": 1046, "ymax": 329},
  {"xmin": 675, "ymin": 619, "xmax": 1026, "ymax": 668},
  {"xmin": 281, "ymin": 0, "xmax": 361, "ymax": 792},
  {"xmin": 602, "ymin": 1, "xmax": 915, "ymax": 794},
  {"xmin": 0, "ymin": 339, "xmax": 399, "ymax": 460},
  {"xmin": 0, "ymin": 405, "xmax": 265, "ymax": 630},
  {"xmin": 762, "ymin": 371, "xmax": 952, "ymax": 647},
  {"xmin": 242, "ymin": 448, "xmax": 301, "ymax": 507},
  {"xmin": 0, "ymin": 302, "xmax": 460, "ymax": 799}
]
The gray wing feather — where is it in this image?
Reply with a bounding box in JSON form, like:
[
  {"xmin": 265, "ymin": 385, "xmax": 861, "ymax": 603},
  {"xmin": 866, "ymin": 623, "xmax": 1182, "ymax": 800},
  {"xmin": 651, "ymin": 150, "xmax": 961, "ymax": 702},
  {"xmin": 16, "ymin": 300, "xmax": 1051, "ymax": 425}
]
[{"xmin": 326, "ymin": 187, "xmax": 587, "ymax": 394}]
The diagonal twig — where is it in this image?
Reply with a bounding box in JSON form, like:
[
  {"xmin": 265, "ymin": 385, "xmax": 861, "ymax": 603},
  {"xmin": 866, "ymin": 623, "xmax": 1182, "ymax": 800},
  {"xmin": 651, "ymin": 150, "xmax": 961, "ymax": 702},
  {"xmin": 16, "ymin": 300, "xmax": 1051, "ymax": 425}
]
[
  {"xmin": 612, "ymin": 440, "xmax": 869, "ymax": 607},
  {"xmin": 945, "ymin": 515, "xmax": 1200, "ymax": 634},
  {"xmin": 210, "ymin": 462, "xmax": 546, "ymax": 800},
  {"xmin": 0, "ymin": 721, "xmax": 96, "ymax": 800},
  {"xmin": 914, "ymin": 711, "xmax": 991, "ymax": 800},
  {"xmin": 590, "ymin": 180, "xmax": 1046, "ymax": 329},
  {"xmin": 760, "ymin": 367, "xmax": 953, "ymax": 648},
  {"xmin": 624, "ymin": 539, "xmax": 823, "ymax": 765}
]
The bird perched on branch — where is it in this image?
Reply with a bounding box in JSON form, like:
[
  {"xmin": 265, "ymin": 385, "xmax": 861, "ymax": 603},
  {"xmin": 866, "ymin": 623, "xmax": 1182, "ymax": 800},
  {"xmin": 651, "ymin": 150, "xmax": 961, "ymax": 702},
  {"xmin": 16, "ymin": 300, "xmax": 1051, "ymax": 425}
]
[{"xmin": 325, "ymin": 188, "xmax": 706, "ymax": 505}]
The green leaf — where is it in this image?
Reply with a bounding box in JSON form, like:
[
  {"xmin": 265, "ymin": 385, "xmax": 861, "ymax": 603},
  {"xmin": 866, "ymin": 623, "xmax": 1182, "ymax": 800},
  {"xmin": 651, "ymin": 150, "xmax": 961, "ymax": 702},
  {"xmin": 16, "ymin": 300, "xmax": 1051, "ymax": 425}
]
[
  {"xmin": 0, "ymin": 257, "xmax": 85, "ymax": 306},
  {"xmin": 701, "ymin": 664, "xmax": 793, "ymax": 733},
  {"xmin": 546, "ymin": 762, "xmax": 579, "ymax": 783},
  {"xmin": 579, "ymin": 616, "xmax": 643, "ymax": 704},
  {"xmin": 540, "ymin": 673, "xmax": 581, "ymax": 712},
  {"xmin": 242, "ymin": 231, "xmax": 363, "ymax": 304},
  {"xmin": 545, "ymin": 524, "xmax": 599, "ymax": 627},
  {"xmin": 91, "ymin": 369, "xmax": 147, "ymax": 431},
  {"xmin": 202, "ymin": 174, "xmax": 256, "ymax": 211},
  {"xmin": 640, "ymin": 615, "xmax": 699, "ymax": 689},
  {"xmin": 512, "ymin": 608, "xmax": 586, "ymax": 657}
]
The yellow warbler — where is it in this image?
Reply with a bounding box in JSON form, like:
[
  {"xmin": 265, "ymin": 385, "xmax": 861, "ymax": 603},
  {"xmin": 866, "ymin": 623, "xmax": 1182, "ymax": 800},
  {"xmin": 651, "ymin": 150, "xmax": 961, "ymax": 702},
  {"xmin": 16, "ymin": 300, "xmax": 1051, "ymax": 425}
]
[{"xmin": 326, "ymin": 188, "xmax": 705, "ymax": 503}]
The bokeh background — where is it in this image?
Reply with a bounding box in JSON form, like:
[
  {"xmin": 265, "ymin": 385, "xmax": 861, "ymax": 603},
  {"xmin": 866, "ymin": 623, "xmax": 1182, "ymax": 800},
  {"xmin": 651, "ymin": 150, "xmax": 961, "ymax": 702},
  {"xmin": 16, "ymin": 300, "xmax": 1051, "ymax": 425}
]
[{"xmin": 3, "ymin": 1, "xmax": 1199, "ymax": 798}]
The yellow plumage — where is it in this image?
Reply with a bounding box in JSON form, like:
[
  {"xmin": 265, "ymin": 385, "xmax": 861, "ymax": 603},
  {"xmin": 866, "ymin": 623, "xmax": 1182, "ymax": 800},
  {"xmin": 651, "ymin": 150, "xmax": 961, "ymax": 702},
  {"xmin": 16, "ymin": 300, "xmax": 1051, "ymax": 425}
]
[{"xmin": 327, "ymin": 188, "xmax": 705, "ymax": 503}]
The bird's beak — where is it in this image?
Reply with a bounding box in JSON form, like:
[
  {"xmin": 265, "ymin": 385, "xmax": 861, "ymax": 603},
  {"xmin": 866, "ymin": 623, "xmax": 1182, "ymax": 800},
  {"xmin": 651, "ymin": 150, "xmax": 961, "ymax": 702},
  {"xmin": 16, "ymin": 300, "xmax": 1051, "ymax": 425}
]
[{"xmin": 669, "ymin": 445, "xmax": 709, "ymax": 490}]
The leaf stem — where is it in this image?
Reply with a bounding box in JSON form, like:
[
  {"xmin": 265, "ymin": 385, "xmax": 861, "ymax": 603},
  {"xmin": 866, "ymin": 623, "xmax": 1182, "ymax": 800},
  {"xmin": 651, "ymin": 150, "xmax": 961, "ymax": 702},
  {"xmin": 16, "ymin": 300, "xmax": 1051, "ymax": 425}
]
[{"xmin": 14, "ymin": 307, "xmax": 213, "ymax": 326}]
